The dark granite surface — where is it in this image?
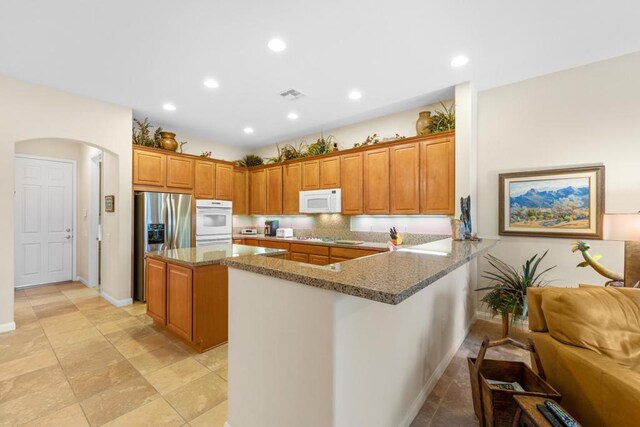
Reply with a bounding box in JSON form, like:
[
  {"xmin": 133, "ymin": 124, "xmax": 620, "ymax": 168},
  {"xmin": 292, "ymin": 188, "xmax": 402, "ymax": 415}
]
[
  {"xmin": 147, "ymin": 243, "xmax": 287, "ymax": 267},
  {"xmin": 223, "ymin": 238, "xmax": 499, "ymax": 305}
]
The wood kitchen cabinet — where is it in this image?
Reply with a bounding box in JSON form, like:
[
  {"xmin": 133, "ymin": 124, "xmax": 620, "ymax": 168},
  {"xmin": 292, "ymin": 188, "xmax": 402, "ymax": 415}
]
[
  {"xmin": 166, "ymin": 263, "xmax": 193, "ymax": 341},
  {"xmin": 194, "ymin": 160, "xmax": 215, "ymax": 199},
  {"xmin": 420, "ymin": 136, "xmax": 455, "ymax": 214},
  {"xmin": 301, "ymin": 160, "xmax": 320, "ymax": 190},
  {"xmin": 215, "ymin": 163, "xmax": 234, "ymax": 201},
  {"xmin": 340, "ymin": 152, "xmax": 364, "ymax": 215},
  {"xmin": 233, "ymin": 168, "xmax": 249, "ymax": 215},
  {"xmin": 363, "ymin": 147, "xmax": 390, "ymax": 214},
  {"xmin": 250, "ymin": 169, "xmax": 267, "ymax": 214},
  {"xmin": 390, "ymin": 142, "xmax": 420, "ymax": 214},
  {"xmin": 133, "ymin": 149, "xmax": 166, "ymax": 187},
  {"xmin": 319, "ymin": 157, "xmax": 340, "ymax": 188},
  {"xmin": 329, "ymin": 247, "xmax": 381, "ymax": 263},
  {"xmin": 290, "ymin": 252, "xmax": 309, "ymax": 263},
  {"xmin": 266, "ymin": 166, "xmax": 283, "ymax": 214},
  {"xmin": 166, "ymin": 155, "xmax": 194, "ymax": 189},
  {"xmin": 146, "ymin": 257, "xmax": 167, "ymax": 324},
  {"xmin": 283, "ymin": 163, "xmax": 302, "ymax": 214}
]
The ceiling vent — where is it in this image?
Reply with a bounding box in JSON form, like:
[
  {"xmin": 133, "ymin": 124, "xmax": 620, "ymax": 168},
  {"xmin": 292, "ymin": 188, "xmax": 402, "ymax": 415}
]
[{"xmin": 279, "ymin": 88, "xmax": 305, "ymax": 101}]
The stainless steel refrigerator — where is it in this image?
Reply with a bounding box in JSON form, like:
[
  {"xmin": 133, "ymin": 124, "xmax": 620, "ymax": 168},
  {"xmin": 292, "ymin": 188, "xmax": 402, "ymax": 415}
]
[{"xmin": 134, "ymin": 192, "xmax": 192, "ymax": 301}]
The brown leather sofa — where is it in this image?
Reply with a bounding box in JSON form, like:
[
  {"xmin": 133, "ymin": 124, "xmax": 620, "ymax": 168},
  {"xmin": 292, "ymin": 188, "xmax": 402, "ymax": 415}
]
[{"xmin": 527, "ymin": 286, "xmax": 640, "ymax": 427}]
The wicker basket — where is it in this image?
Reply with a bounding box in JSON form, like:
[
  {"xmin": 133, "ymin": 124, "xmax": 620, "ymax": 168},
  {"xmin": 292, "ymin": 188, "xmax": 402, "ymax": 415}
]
[{"xmin": 467, "ymin": 337, "xmax": 561, "ymax": 427}]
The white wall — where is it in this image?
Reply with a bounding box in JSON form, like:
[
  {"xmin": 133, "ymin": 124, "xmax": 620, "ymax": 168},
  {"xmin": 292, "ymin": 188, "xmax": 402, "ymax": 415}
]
[
  {"xmin": 173, "ymin": 133, "xmax": 248, "ymax": 162},
  {"xmin": 476, "ymin": 52, "xmax": 640, "ymax": 288},
  {"xmin": 1, "ymin": 75, "xmax": 133, "ymax": 331}
]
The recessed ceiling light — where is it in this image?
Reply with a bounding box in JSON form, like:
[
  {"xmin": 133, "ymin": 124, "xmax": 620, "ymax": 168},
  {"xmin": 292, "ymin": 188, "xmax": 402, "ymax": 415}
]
[
  {"xmin": 450, "ymin": 55, "xmax": 469, "ymax": 67},
  {"xmin": 267, "ymin": 38, "xmax": 286, "ymax": 52},
  {"xmin": 348, "ymin": 90, "xmax": 362, "ymax": 100},
  {"xmin": 287, "ymin": 112, "xmax": 299, "ymax": 120},
  {"xmin": 243, "ymin": 127, "xmax": 254, "ymax": 134},
  {"xmin": 203, "ymin": 78, "xmax": 219, "ymax": 89},
  {"xmin": 163, "ymin": 103, "xmax": 176, "ymax": 111}
]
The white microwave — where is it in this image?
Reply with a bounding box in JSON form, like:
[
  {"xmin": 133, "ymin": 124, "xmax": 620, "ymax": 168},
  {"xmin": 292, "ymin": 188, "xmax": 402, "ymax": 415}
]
[{"xmin": 299, "ymin": 189, "xmax": 342, "ymax": 213}]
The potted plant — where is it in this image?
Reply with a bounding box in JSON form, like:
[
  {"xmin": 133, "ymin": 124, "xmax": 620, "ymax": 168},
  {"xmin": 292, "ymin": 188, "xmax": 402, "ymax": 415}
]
[
  {"xmin": 235, "ymin": 154, "xmax": 264, "ymax": 167},
  {"xmin": 476, "ymin": 251, "xmax": 555, "ymax": 338}
]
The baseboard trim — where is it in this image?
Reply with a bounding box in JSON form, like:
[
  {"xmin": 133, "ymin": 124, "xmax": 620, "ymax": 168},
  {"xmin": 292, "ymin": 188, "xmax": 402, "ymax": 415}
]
[
  {"xmin": 75, "ymin": 276, "xmax": 96, "ymax": 288},
  {"xmin": 399, "ymin": 312, "xmax": 478, "ymax": 427},
  {"xmin": 101, "ymin": 291, "xmax": 133, "ymax": 307},
  {"xmin": 0, "ymin": 322, "xmax": 17, "ymax": 334}
]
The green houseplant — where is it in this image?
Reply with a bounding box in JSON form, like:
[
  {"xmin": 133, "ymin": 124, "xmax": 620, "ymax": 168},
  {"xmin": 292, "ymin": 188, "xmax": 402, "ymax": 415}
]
[
  {"xmin": 235, "ymin": 154, "xmax": 264, "ymax": 167},
  {"xmin": 427, "ymin": 101, "xmax": 455, "ymax": 133},
  {"xmin": 476, "ymin": 251, "xmax": 555, "ymax": 337}
]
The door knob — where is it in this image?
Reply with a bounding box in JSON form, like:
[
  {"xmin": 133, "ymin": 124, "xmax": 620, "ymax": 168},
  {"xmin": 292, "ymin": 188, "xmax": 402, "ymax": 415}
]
[
  {"xmin": 65, "ymin": 235, "xmax": 72, "ymax": 240},
  {"xmin": 66, "ymin": 228, "xmax": 71, "ymax": 232}
]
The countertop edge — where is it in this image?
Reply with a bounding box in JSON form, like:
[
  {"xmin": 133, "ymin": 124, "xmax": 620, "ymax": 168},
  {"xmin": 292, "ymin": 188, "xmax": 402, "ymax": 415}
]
[{"xmin": 147, "ymin": 247, "xmax": 287, "ymax": 268}]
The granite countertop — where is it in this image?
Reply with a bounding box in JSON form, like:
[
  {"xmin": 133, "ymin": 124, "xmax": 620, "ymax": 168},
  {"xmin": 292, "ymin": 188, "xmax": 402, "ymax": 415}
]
[
  {"xmin": 223, "ymin": 238, "xmax": 499, "ymax": 305},
  {"xmin": 233, "ymin": 234, "xmax": 390, "ymax": 251},
  {"xmin": 147, "ymin": 243, "xmax": 287, "ymax": 267}
]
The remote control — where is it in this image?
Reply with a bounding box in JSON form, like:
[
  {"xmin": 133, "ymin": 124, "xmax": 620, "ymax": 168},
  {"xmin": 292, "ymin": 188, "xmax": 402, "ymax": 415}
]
[
  {"xmin": 545, "ymin": 400, "xmax": 580, "ymax": 427},
  {"xmin": 537, "ymin": 404, "xmax": 564, "ymax": 427}
]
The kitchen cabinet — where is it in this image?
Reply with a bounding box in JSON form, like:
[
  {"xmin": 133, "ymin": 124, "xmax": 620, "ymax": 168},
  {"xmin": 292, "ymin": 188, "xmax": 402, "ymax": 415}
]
[
  {"xmin": 390, "ymin": 142, "xmax": 420, "ymax": 214},
  {"xmin": 340, "ymin": 152, "xmax": 364, "ymax": 215},
  {"xmin": 250, "ymin": 169, "xmax": 267, "ymax": 214},
  {"xmin": 330, "ymin": 247, "xmax": 380, "ymax": 261},
  {"xmin": 215, "ymin": 163, "xmax": 234, "ymax": 201},
  {"xmin": 194, "ymin": 160, "xmax": 215, "ymax": 199},
  {"xmin": 290, "ymin": 252, "xmax": 309, "ymax": 263},
  {"xmin": 166, "ymin": 155, "xmax": 194, "ymax": 189},
  {"xmin": 259, "ymin": 240, "xmax": 290, "ymax": 251},
  {"xmin": 309, "ymin": 254, "xmax": 330, "ymax": 265},
  {"xmin": 363, "ymin": 147, "xmax": 390, "ymax": 214},
  {"xmin": 133, "ymin": 149, "xmax": 166, "ymax": 187},
  {"xmin": 146, "ymin": 257, "xmax": 167, "ymax": 324},
  {"xmin": 233, "ymin": 168, "xmax": 249, "ymax": 215},
  {"xmin": 289, "ymin": 243, "xmax": 330, "ymax": 265},
  {"xmin": 283, "ymin": 163, "xmax": 302, "ymax": 214},
  {"xmin": 243, "ymin": 239, "xmax": 260, "ymax": 247},
  {"xmin": 266, "ymin": 166, "xmax": 283, "ymax": 215},
  {"xmin": 166, "ymin": 263, "xmax": 193, "ymax": 341},
  {"xmin": 421, "ymin": 136, "xmax": 455, "ymax": 214},
  {"xmin": 301, "ymin": 160, "xmax": 320, "ymax": 190},
  {"xmin": 319, "ymin": 157, "xmax": 340, "ymax": 189}
]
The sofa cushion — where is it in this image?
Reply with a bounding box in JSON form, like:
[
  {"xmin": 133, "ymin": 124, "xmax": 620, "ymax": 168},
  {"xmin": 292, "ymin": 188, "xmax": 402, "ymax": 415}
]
[
  {"xmin": 541, "ymin": 287, "xmax": 640, "ymax": 369},
  {"xmin": 527, "ymin": 287, "xmax": 548, "ymax": 332}
]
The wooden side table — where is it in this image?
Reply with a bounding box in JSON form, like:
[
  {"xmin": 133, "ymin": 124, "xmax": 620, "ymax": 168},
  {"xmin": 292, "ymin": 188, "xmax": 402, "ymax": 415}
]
[{"xmin": 512, "ymin": 395, "xmax": 579, "ymax": 427}]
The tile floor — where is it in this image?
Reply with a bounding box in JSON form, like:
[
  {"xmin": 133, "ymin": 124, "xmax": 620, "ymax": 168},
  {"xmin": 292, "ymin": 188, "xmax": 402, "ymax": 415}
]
[{"xmin": 3, "ymin": 281, "xmax": 529, "ymax": 427}]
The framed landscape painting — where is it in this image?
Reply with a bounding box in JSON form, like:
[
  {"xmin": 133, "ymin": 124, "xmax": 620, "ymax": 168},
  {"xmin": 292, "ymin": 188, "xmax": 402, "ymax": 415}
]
[{"xmin": 499, "ymin": 165, "xmax": 604, "ymax": 239}]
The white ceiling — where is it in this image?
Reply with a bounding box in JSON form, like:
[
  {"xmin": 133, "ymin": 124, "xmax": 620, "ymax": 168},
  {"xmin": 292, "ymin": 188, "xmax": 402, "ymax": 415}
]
[{"xmin": 1, "ymin": 1, "xmax": 639, "ymax": 148}]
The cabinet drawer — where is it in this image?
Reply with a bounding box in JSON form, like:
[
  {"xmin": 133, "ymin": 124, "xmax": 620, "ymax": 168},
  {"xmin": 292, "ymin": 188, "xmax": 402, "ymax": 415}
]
[
  {"xmin": 309, "ymin": 255, "xmax": 330, "ymax": 265},
  {"xmin": 330, "ymin": 247, "xmax": 381, "ymax": 259},
  {"xmin": 290, "ymin": 252, "xmax": 309, "ymax": 263},
  {"xmin": 233, "ymin": 239, "xmax": 244, "ymax": 244},
  {"xmin": 260, "ymin": 240, "xmax": 290, "ymax": 251},
  {"xmin": 243, "ymin": 239, "xmax": 260, "ymax": 247},
  {"xmin": 289, "ymin": 243, "xmax": 329, "ymax": 256}
]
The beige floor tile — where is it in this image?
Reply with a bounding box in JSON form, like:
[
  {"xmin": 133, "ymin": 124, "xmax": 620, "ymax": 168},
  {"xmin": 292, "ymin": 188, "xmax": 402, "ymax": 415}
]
[
  {"xmin": 61, "ymin": 344, "xmax": 125, "ymax": 379},
  {"xmin": 145, "ymin": 358, "xmax": 210, "ymax": 395},
  {"xmin": 0, "ymin": 348, "xmax": 59, "ymax": 382},
  {"xmin": 103, "ymin": 397, "xmax": 184, "ymax": 427},
  {"xmin": 0, "ymin": 325, "xmax": 47, "ymax": 347},
  {"xmin": 112, "ymin": 332, "xmax": 175, "ymax": 359},
  {"xmin": 189, "ymin": 400, "xmax": 228, "ymax": 427},
  {"xmin": 62, "ymin": 287, "xmax": 101, "ymax": 301},
  {"xmin": 214, "ymin": 365, "xmax": 228, "ymax": 381},
  {"xmin": 164, "ymin": 372, "xmax": 227, "ymax": 421},
  {"xmin": 67, "ymin": 359, "xmax": 141, "ymax": 401},
  {"xmin": 56, "ymin": 281, "xmax": 87, "ymax": 291},
  {"xmin": 121, "ymin": 303, "xmax": 148, "ymax": 317},
  {"xmin": 73, "ymin": 296, "xmax": 113, "ymax": 311},
  {"xmin": 96, "ymin": 316, "xmax": 145, "ymax": 335},
  {"xmin": 0, "ymin": 365, "xmax": 66, "ymax": 404},
  {"xmin": 128, "ymin": 344, "xmax": 190, "ymax": 376},
  {"xmin": 14, "ymin": 289, "xmax": 27, "ymax": 298},
  {"xmin": 194, "ymin": 343, "xmax": 228, "ymax": 371},
  {"xmin": 22, "ymin": 403, "xmax": 89, "ymax": 427},
  {"xmin": 29, "ymin": 292, "xmax": 69, "ymax": 307},
  {"xmin": 53, "ymin": 333, "xmax": 111, "ymax": 361},
  {"xmin": 80, "ymin": 376, "xmax": 159, "ymax": 426},
  {"xmin": 24, "ymin": 284, "xmax": 61, "ymax": 297},
  {"xmin": 47, "ymin": 325, "xmax": 103, "ymax": 349},
  {"xmin": 136, "ymin": 313, "xmax": 155, "ymax": 325}
]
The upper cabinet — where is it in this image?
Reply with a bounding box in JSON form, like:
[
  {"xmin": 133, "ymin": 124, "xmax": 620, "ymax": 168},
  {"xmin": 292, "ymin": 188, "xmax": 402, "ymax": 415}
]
[
  {"xmin": 233, "ymin": 168, "xmax": 249, "ymax": 215},
  {"xmin": 283, "ymin": 163, "xmax": 301, "ymax": 214},
  {"xmin": 363, "ymin": 147, "xmax": 390, "ymax": 214},
  {"xmin": 166, "ymin": 155, "xmax": 194, "ymax": 189},
  {"xmin": 301, "ymin": 160, "xmax": 320, "ymax": 190},
  {"xmin": 266, "ymin": 166, "xmax": 283, "ymax": 215},
  {"xmin": 319, "ymin": 157, "xmax": 340, "ymax": 189},
  {"xmin": 340, "ymin": 152, "xmax": 363, "ymax": 215},
  {"xmin": 133, "ymin": 149, "xmax": 166, "ymax": 187},
  {"xmin": 420, "ymin": 135, "xmax": 455, "ymax": 215},
  {"xmin": 194, "ymin": 160, "xmax": 215, "ymax": 199},
  {"xmin": 215, "ymin": 163, "xmax": 233, "ymax": 201},
  {"xmin": 390, "ymin": 142, "xmax": 420, "ymax": 214},
  {"xmin": 250, "ymin": 169, "xmax": 267, "ymax": 215}
]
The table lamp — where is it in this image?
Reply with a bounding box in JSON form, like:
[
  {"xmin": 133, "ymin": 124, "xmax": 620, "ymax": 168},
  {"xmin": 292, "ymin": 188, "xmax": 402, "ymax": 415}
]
[{"xmin": 603, "ymin": 213, "xmax": 640, "ymax": 287}]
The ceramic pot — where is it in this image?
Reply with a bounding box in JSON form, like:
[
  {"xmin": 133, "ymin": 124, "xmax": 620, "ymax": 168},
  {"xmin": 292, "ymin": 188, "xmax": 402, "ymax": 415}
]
[
  {"xmin": 416, "ymin": 111, "xmax": 432, "ymax": 136},
  {"xmin": 160, "ymin": 131, "xmax": 178, "ymax": 151},
  {"xmin": 451, "ymin": 218, "xmax": 465, "ymax": 241}
]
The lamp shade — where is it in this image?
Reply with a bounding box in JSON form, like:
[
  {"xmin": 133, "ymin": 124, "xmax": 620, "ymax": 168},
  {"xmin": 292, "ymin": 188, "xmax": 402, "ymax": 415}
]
[{"xmin": 603, "ymin": 213, "xmax": 640, "ymax": 241}]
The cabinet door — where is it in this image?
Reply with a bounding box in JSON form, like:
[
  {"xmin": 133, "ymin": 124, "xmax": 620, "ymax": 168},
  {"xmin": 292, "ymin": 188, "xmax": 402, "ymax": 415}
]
[
  {"xmin": 233, "ymin": 168, "xmax": 249, "ymax": 215},
  {"xmin": 250, "ymin": 169, "xmax": 267, "ymax": 215},
  {"xmin": 194, "ymin": 160, "xmax": 215, "ymax": 199},
  {"xmin": 243, "ymin": 239, "xmax": 260, "ymax": 247},
  {"xmin": 319, "ymin": 157, "xmax": 340, "ymax": 189},
  {"xmin": 309, "ymin": 254, "xmax": 330, "ymax": 265},
  {"xmin": 301, "ymin": 160, "xmax": 320, "ymax": 190},
  {"xmin": 166, "ymin": 263, "xmax": 193, "ymax": 342},
  {"xmin": 266, "ymin": 166, "xmax": 283, "ymax": 215},
  {"xmin": 133, "ymin": 149, "xmax": 165, "ymax": 187},
  {"xmin": 146, "ymin": 258, "xmax": 166, "ymax": 324},
  {"xmin": 390, "ymin": 142, "xmax": 420, "ymax": 214},
  {"xmin": 329, "ymin": 256, "xmax": 350, "ymax": 264},
  {"xmin": 166, "ymin": 155, "xmax": 194, "ymax": 189},
  {"xmin": 283, "ymin": 163, "xmax": 302, "ymax": 214},
  {"xmin": 421, "ymin": 137, "xmax": 455, "ymax": 214},
  {"xmin": 290, "ymin": 252, "xmax": 309, "ymax": 263},
  {"xmin": 259, "ymin": 240, "xmax": 290, "ymax": 251},
  {"xmin": 363, "ymin": 147, "xmax": 390, "ymax": 214},
  {"xmin": 340, "ymin": 152, "xmax": 363, "ymax": 215},
  {"xmin": 215, "ymin": 163, "xmax": 234, "ymax": 201}
]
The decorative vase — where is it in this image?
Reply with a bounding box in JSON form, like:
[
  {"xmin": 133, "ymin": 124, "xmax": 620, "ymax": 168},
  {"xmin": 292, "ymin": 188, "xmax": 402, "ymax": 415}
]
[
  {"xmin": 451, "ymin": 219, "xmax": 465, "ymax": 241},
  {"xmin": 160, "ymin": 131, "xmax": 178, "ymax": 151},
  {"xmin": 415, "ymin": 111, "xmax": 432, "ymax": 136}
]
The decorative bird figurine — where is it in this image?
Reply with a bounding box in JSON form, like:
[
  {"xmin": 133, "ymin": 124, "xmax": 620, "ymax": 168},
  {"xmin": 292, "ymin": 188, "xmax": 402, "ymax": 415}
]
[{"xmin": 571, "ymin": 240, "xmax": 624, "ymax": 286}]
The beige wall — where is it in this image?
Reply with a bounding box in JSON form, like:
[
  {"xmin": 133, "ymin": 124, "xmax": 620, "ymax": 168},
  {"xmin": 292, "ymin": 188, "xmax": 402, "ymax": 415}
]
[
  {"xmin": 177, "ymin": 133, "xmax": 248, "ymax": 162},
  {"xmin": 476, "ymin": 52, "xmax": 640, "ymax": 290},
  {"xmin": 1, "ymin": 75, "xmax": 132, "ymax": 330}
]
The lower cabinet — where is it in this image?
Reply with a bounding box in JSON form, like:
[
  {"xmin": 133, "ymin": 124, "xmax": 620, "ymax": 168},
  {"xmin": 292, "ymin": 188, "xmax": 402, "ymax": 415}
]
[
  {"xmin": 146, "ymin": 257, "xmax": 166, "ymax": 324},
  {"xmin": 166, "ymin": 263, "xmax": 193, "ymax": 342},
  {"xmin": 329, "ymin": 247, "xmax": 382, "ymax": 263}
]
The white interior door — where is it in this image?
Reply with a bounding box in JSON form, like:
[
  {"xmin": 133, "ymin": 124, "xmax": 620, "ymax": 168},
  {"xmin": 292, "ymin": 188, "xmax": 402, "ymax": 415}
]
[{"xmin": 15, "ymin": 156, "xmax": 74, "ymax": 287}]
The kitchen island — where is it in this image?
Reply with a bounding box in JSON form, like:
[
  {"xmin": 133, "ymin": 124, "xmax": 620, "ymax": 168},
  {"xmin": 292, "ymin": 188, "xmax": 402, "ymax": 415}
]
[
  {"xmin": 146, "ymin": 243, "xmax": 286, "ymax": 352},
  {"xmin": 222, "ymin": 238, "xmax": 498, "ymax": 427}
]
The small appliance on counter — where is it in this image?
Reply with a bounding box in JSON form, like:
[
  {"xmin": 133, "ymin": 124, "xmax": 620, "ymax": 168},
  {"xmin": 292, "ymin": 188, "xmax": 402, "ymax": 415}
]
[
  {"xmin": 264, "ymin": 220, "xmax": 279, "ymax": 237},
  {"xmin": 240, "ymin": 228, "xmax": 258, "ymax": 235},
  {"xmin": 276, "ymin": 228, "xmax": 293, "ymax": 238}
]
